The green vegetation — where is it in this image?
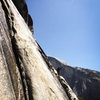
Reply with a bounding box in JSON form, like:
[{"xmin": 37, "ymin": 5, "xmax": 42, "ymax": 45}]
[{"xmin": 78, "ymin": 97, "xmax": 84, "ymax": 100}]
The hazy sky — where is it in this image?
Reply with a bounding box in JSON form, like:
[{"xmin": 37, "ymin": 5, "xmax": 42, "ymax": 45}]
[{"xmin": 26, "ymin": 0, "xmax": 100, "ymax": 71}]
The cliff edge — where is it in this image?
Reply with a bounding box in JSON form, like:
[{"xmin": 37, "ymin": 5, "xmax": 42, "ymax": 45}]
[{"xmin": 0, "ymin": 0, "xmax": 78, "ymax": 100}]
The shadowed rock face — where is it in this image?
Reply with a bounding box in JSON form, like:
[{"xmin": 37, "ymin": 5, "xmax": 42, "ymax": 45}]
[
  {"xmin": 0, "ymin": 0, "xmax": 78, "ymax": 100},
  {"xmin": 12, "ymin": 0, "xmax": 33, "ymax": 33},
  {"xmin": 48, "ymin": 56, "xmax": 100, "ymax": 100}
]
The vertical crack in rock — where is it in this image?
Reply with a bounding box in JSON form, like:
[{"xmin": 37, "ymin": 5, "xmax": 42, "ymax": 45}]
[
  {"xmin": 0, "ymin": 0, "xmax": 25, "ymax": 100},
  {"xmin": 1, "ymin": 0, "xmax": 36, "ymax": 99},
  {"xmin": 11, "ymin": 36, "xmax": 30, "ymax": 100}
]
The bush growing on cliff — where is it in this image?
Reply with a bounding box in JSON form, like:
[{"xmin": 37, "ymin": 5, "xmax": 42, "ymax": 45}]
[{"xmin": 78, "ymin": 97, "xmax": 84, "ymax": 100}]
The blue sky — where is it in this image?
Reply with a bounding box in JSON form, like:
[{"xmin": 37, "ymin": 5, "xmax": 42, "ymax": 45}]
[{"xmin": 26, "ymin": 0, "xmax": 100, "ymax": 71}]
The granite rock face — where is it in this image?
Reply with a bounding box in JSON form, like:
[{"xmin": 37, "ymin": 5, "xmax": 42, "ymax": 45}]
[
  {"xmin": 12, "ymin": 0, "xmax": 33, "ymax": 33},
  {"xmin": 48, "ymin": 56, "xmax": 100, "ymax": 100},
  {"xmin": 0, "ymin": 0, "xmax": 78, "ymax": 100}
]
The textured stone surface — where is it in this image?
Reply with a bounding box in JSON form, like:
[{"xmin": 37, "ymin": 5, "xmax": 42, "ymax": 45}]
[
  {"xmin": 12, "ymin": 0, "xmax": 33, "ymax": 33},
  {"xmin": 48, "ymin": 56, "xmax": 100, "ymax": 100},
  {"xmin": 0, "ymin": 2, "xmax": 25, "ymax": 100},
  {"xmin": 0, "ymin": 0, "xmax": 78, "ymax": 100}
]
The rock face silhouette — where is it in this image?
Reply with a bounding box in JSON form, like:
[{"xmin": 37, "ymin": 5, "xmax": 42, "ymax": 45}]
[
  {"xmin": 48, "ymin": 56, "xmax": 100, "ymax": 100},
  {"xmin": 0, "ymin": 0, "xmax": 78, "ymax": 100}
]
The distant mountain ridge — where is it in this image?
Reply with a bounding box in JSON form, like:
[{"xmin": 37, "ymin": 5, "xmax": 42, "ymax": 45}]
[{"xmin": 48, "ymin": 56, "xmax": 100, "ymax": 100}]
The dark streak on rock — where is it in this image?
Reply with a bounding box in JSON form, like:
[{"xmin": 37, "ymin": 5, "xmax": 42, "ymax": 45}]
[
  {"xmin": 0, "ymin": 0, "xmax": 34, "ymax": 100},
  {"xmin": 12, "ymin": 0, "xmax": 34, "ymax": 34}
]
